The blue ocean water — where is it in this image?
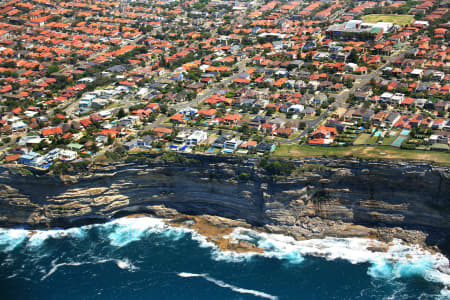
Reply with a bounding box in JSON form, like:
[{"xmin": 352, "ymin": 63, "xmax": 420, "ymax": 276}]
[{"xmin": 0, "ymin": 217, "xmax": 449, "ymax": 300}]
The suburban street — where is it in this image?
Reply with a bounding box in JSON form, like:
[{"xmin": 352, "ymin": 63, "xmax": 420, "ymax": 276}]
[{"xmin": 278, "ymin": 43, "xmax": 410, "ymax": 143}]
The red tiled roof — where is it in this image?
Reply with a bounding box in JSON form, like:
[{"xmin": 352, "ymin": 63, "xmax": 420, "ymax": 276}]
[{"xmin": 42, "ymin": 127, "xmax": 62, "ymax": 136}]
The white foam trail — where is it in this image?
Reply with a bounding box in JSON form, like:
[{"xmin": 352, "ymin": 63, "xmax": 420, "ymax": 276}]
[
  {"xmin": 115, "ymin": 258, "xmax": 139, "ymax": 271},
  {"xmin": 177, "ymin": 272, "xmax": 278, "ymax": 300},
  {"xmin": 41, "ymin": 257, "xmax": 137, "ymax": 281}
]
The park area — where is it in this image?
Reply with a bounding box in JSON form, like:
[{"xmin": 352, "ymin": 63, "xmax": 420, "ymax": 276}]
[
  {"xmin": 363, "ymin": 14, "xmax": 414, "ymax": 25},
  {"xmin": 273, "ymin": 144, "xmax": 450, "ymax": 166}
]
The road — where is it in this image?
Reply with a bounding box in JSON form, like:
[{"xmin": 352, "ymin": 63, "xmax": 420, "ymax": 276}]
[
  {"xmin": 278, "ymin": 44, "xmax": 410, "ymax": 144},
  {"xmin": 145, "ymin": 58, "xmax": 250, "ymax": 129}
]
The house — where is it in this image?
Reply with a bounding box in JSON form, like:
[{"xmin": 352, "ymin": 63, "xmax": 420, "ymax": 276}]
[
  {"xmin": 197, "ymin": 109, "xmax": 217, "ymax": 120},
  {"xmin": 186, "ymin": 131, "xmax": 207, "ymax": 146},
  {"xmin": 351, "ymin": 107, "xmax": 373, "ymax": 122},
  {"xmin": 276, "ymin": 128, "xmax": 294, "ymax": 137},
  {"xmin": 372, "ymin": 111, "xmax": 389, "ymax": 125},
  {"xmin": 59, "ymin": 150, "xmax": 77, "ymax": 162},
  {"xmin": 240, "ymin": 141, "xmax": 258, "ymax": 149},
  {"xmin": 411, "ymin": 69, "xmax": 423, "ymax": 78},
  {"xmin": 309, "ymin": 125, "xmax": 337, "ymax": 145},
  {"xmin": 354, "ymin": 90, "xmax": 370, "ymax": 101},
  {"xmin": 223, "ymin": 114, "xmax": 242, "ymax": 126},
  {"xmin": 383, "ymin": 112, "xmax": 401, "ymax": 128},
  {"xmin": 212, "ymin": 136, "xmax": 227, "ymax": 148},
  {"xmin": 409, "ymin": 115, "xmax": 423, "ymax": 127},
  {"xmin": 19, "ymin": 152, "xmax": 42, "ymax": 166},
  {"xmin": 302, "ymin": 107, "xmax": 316, "ymax": 117},
  {"xmin": 390, "ymin": 93, "xmax": 404, "ymax": 104},
  {"xmin": 435, "ymin": 100, "xmax": 448, "ymax": 112},
  {"xmin": 380, "ymin": 92, "xmax": 393, "ymax": 103},
  {"xmin": 432, "ymin": 119, "xmax": 446, "ymax": 130},
  {"xmin": 42, "ymin": 127, "xmax": 63, "ymax": 136},
  {"xmin": 153, "ymin": 127, "xmax": 173, "ymax": 138},
  {"xmin": 223, "ymin": 138, "xmax": 241, "ymax": 151},
  {"xmin": 287, "ymin": 104, "xmax": 304, "ymax": 114},
  {"xmin": 313, "ymin": 93, "xmax": 327, "ymax": 105},
  {"xmin": 429, "ymin": 132, "xmax": 450, "ymax": 145},
  {"xmin": 256, "ymin": 142, "xmax": 276, "ymax": 153},
  {"xmin": 18, "ymin": 136, "xmax": 42, "ymax": 146},
  {"xmin": 174, "ymin": 132, "xmax": 188, "ymax": 144}
]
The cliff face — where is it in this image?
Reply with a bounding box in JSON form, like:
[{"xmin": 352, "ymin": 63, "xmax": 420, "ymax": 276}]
[{"xmin": 0, "ymin": 156, "xmax": 449, "ymax": 252}]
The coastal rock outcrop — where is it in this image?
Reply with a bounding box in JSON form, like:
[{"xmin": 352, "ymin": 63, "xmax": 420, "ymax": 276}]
[{"xmin": 0, "ymin": 155, "xmax": 449, "ymax": 254}]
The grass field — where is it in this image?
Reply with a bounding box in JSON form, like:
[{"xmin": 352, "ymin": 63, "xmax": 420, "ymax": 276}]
[
  {"xmin": 273, "ymin": 144, "xmax": 450, "ymax": 166},
  {"xmin": 363, "ymin": 14, "xmax": 414, "ymax": 25},
  {"xmin": 353, "ymin": 133, "xmax": 371, "ymax": 145}
]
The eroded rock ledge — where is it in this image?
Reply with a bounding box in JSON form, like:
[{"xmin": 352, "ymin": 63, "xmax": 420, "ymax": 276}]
[{"xmin": 0, "ymin": 155, "xmax": 449, "ymax": 255}]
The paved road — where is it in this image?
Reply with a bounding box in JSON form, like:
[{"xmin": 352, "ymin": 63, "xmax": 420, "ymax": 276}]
[
  {"xmin": 278, "ymin": 45, "xmax": 409, "ymax": 144},
  {"xmin": 146, "ymin": 58, "xmax": 250, "ymax": 129}
]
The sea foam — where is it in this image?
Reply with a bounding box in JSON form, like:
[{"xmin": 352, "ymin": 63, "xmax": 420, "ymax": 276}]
[
  {"xmin": 177, "ymin": 272, "xmax": 279, "ymax": 300},
  {"xmin": 0, "ymin": 217, "xmax": 448, "ymax": 296},
  {"xmin": 0, "ymin": 228, "xmax": 28, "ymax": 252},
  {"xmin": 223, "ymin": 228, "xmax": 450, "ymax": 295}
]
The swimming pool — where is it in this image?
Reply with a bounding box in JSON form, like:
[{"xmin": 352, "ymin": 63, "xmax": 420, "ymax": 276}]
[
  {"xmin": 389, "ymin": 131, "xmax": 397, "ymax": 136},
  {"xmin": 222, "ymin": 149, "xmax": 234, "ymax": 154},
  {"xmin": 400, "ymin": 129, "xmax": 410, "ymax": 136},
  {"xmin": 374, "ymin": 131, "xmax": 382, "ymax": 137},
  {"xmin": 206, "ymin": 147, "xmax": 214, "ymax": 153}
]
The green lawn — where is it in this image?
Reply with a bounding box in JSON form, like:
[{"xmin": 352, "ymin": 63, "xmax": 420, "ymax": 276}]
[
  {"xmin": 363, "ymin": 14, "xmax": 414, "ymax": 25},
  {"xmin": 366, "ymin": 135, "xmax": 380, "ymax": 145},
  {"xmin": 353, "ymin": 133, "xmax": 371, "ymax": 145},
  {"xmin": 273, "ymin": 144, "xmax": 450, "ymax": 166},
  {"xmin": 382, "ymin": 131, "xmax": 399, "ymax": 145}
]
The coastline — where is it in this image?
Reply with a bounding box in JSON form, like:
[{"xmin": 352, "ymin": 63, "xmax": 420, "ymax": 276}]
[
  {"xmin": 1, "ymin": 212, "xmax": 449, "ymax": 296},
  {"xmin": 0, "ymin": 155, "xmax": 449, "ymax": 256}
]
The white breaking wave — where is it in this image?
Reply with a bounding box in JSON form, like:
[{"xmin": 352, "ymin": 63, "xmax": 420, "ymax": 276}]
[
  {"xmin": 222, "ymin": 228, "xmax": 450, "ymax": 296},
  {"xmin": 1, "ymin": 217, "xmax": 449, "ymax": 296},
  {"xmin": 27, "ymin": 227, "xmax": 87, "ymax": 248},
  {"xmin": 0, "ymin": 226, "xmax": 87, "ymax": 251},
  {"xmin": 101, "ymin": 217, "xmax": 194, "ymax": 247},
  {"xmin": 177, "ymin": 272, "xmax": 278, "ymax": 300},
  {"xmin": 0, "ymin": 228, "xmax": 28, "ymax": 252}
]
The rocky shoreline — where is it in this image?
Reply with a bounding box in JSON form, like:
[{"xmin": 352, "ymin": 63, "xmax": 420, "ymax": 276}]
[{"xmin": 0, "ymin": 154, "xmax": 449, "ymax": 256}]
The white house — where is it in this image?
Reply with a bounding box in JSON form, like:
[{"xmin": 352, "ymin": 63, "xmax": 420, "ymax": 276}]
[
  {"xmin": 223, "ymin": 138, "xmax": 241, "ymax": 151},
  {"xmin": 380, "ymin": 92, "xmax": 393, "ymax": 103},
  {"xmin": 186, "ymin": 131, "xmax": 207, "ymax": 146},
  {"xmin": 391, "ymin": 93, "xmax": 405, "ymax": 104},
  {"xmin": 287, "ymin": 104, "xmax": 304, "ymax": 114}
]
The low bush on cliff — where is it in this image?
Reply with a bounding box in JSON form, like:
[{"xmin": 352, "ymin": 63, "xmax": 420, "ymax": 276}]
[
  {"xmin": 259, "ymin": 158, "xmax": 295, "ymax": 176},
  {"xmin": 50, "ymin": 160, "xmax": 90, "ymax": 175},
  {"xmin": 160, "ymin": 151, "xmax": 199, "ymax": 164}
]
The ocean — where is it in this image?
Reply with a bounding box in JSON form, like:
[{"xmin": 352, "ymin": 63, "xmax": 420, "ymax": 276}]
[{"xmin": 0, "ymin": 217, "xmax": 449, "ymax": 300}]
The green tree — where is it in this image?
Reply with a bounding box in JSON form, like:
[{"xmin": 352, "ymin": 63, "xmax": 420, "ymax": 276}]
[
  {"xmin": 46, "ymin": 64, "xmax": 59, "ymax": 76},
  {"xmin": 117, "ymin": 108, "xmax": 126, "ymax": 119}
]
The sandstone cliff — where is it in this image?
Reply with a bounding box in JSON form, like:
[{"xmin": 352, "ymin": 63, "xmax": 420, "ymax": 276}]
[{"xmin": 0, "ymin": 155, "xmax": 449, "ymax": 254}]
